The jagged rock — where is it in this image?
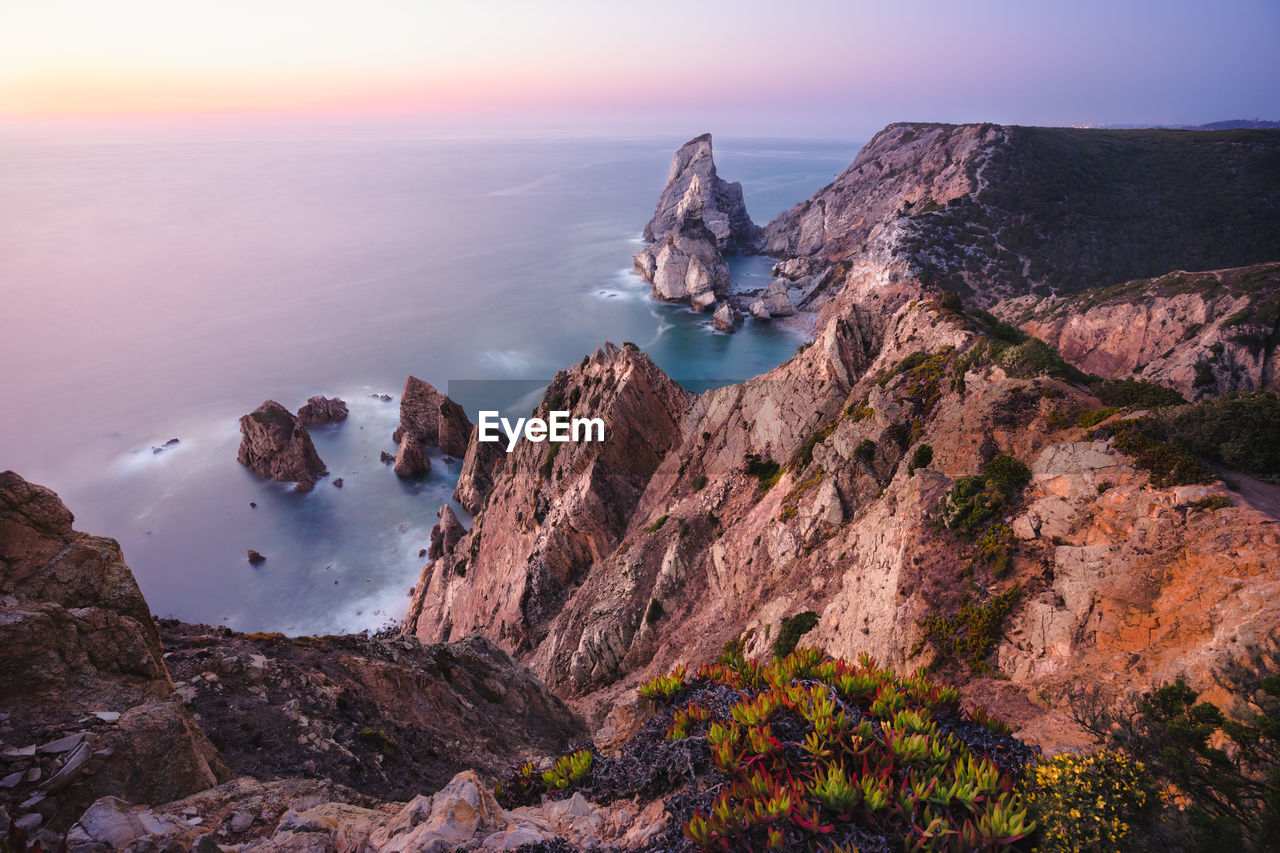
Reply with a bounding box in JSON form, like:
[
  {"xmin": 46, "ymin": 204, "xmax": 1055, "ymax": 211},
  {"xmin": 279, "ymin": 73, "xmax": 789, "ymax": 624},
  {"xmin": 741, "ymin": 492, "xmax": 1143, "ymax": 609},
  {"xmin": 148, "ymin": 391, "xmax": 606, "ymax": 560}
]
[
  {"xmin": 332, "ymin": 478, "xmax": 343, "ymax": 488},
  {"xmin": 748, "ymin": 299, "xmax": 772, "ymax": 320},
  {"xmin": 713, "ymin": 302, "xmax": 736, "ymax": 334},
  {"xmin": 66, "ymin": 797, "xmax": 195, "ymax": 850},
  {"xmin": 237, "ymin": 402, "xmax": 327, "ymax": 489},
  {"xmin": 393, "ymin": 434, "xmax": 429, "ymax": 479},
  {"xmin": 633, "ymin": 134, "xmax": 758, "ymax": 306},
  {"xmin": 762, "ymin": 281, "xmax": 796, "ymax": 317},
  {"xmin": 393, "ymin": 377, "xmax": 471, "ymax": 458},
  {"xmin": 247, "ymin": 550, "xmax": 266, "ymax": 565},
  {"xmin": 428, "ymin": 506, "xmax": 466, "ymax": 562},
  {"xmin": 379, "ymin": 451, "xmax": 394, "ymax": 464},
  {"xmin": 642, "ymin": 133, "xmax": 759, "ymax": 253},
  {"xmin": 0, "ymin": 472, "xmax": 231, "ymax": 832},
  {"xmin": 295, "ymin": 396, "xmax": 348, "ymax": 426},
  {"xmin": 453, "ymin": 426, "xmax": 505, "ymax": 515}
]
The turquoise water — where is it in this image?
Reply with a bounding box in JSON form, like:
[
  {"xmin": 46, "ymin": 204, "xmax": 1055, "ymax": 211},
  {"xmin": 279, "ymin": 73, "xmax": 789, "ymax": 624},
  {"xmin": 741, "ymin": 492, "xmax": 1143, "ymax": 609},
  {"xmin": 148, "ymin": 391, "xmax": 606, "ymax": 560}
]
[{"xmin": 0, "ymin": 122, "xmax": 859, "ymax": 632}]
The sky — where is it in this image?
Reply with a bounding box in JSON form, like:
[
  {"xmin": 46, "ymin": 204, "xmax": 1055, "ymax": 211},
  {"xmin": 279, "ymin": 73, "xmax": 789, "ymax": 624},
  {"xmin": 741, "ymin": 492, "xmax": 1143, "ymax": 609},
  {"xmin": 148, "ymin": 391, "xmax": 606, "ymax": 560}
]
[{"xmin": 1, "ymin": 0, "xmax": 1278, "ymax": 137}]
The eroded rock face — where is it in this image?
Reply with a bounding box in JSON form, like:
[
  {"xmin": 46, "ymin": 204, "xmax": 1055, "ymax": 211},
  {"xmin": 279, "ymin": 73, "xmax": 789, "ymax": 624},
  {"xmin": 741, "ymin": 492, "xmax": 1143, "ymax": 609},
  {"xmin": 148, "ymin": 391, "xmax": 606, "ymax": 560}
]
[
  {"xmin": 407, "ymin": 344, "xmax": 693, "ymax": 676},
  {"xmin": 237, "ymin": 401, "xmax": 327, "ymax": 489},
  {"xmin": 0, "ymin": 471, "xmax": 231, "ymax": 834},
  {"xmin": 394, "ymin": 376, "xmax": 471, "ymax": 458},
  {"xmin": 428, "ymin": 505, "xmax": 466, "ymax": 562},
  {"xmin": 642, "ymin": 133, "xmax": 759, "ymax": 253},
  {"xmin": 295, "ymin": 396, "xmax": 348, "ymax": 426},
  {"xmin": 453, "ymin": 426, "xmax": 505, "ymax": 514},
  {"xmin": 998, "ymin": 263, "xmax": 1280, "ymax": 399}
]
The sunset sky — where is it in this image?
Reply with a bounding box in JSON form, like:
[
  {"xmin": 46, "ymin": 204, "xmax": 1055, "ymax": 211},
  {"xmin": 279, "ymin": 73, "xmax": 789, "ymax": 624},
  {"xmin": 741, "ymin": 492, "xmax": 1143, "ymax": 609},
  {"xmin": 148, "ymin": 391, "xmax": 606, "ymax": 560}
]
[{"xmin": 2, "ymin": 0, "xmax": 1277, "ymax": 136}]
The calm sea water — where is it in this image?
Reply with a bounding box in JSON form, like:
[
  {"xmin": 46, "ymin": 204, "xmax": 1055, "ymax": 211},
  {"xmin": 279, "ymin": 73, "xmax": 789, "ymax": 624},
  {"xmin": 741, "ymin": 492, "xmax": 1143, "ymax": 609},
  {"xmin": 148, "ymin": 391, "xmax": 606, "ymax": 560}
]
[{"xmin": 0, "ymin": 120, "xmax": 858, "ymax": 633}]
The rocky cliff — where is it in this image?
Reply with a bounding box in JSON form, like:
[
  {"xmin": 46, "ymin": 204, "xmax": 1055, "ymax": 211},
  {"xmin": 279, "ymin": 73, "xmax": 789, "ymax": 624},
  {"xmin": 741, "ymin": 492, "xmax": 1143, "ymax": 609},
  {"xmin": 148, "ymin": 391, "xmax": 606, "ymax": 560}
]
[
  {"xmin": 996, "ymin": 262, "xmax": 1280, "ymax": 400},
  {"xmin": 763, "ymin": 123, "xmax": 1280, "ymax": 307},
  {"xmin": 0, "ymin": 472, "xmax": 587, "ymax": 849},
  {"xmin": 237, "ymin": 401, "xmax": 328, "ymax": 491},
  {"xmin": 406, "ymin": 124, "xmax": 1280, "ymax": 753},
  {"xmin": 0, "ymin": 471, "xmax": 231, "ymax": 834},
  {"xmin": 632, "ymin": 134, "xmax": 759, "ymax": 306}
]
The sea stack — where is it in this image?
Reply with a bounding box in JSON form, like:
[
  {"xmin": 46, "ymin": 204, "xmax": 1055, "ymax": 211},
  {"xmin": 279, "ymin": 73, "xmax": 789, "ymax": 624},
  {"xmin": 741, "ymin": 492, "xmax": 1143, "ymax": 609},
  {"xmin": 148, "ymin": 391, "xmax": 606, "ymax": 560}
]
[
  {"xmin": 236, "ymin": 401, "xmax": 327, "ymax": 490},
  {"xmin": 393, "ymin": 376, "xmax": 472, "ymax": 459},
  {"xmin": 296, "ymin": 395, "xmax": 349, "ymax": 425},
  {"xmin": 633, "ymin": 133, "xmax": 759, "ymax": 305}
]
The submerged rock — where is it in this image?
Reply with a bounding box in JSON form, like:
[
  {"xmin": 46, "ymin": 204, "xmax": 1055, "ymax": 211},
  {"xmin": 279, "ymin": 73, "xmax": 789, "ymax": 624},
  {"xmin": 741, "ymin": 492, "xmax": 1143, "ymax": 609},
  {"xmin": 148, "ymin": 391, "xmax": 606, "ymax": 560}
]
[
  {"xmin": 296, "ymin": 395, "xmax": 349, "ymax": 425},
  {"xmin": 236, "ymin": 401, "xmax": 327, "ymax": 489}
]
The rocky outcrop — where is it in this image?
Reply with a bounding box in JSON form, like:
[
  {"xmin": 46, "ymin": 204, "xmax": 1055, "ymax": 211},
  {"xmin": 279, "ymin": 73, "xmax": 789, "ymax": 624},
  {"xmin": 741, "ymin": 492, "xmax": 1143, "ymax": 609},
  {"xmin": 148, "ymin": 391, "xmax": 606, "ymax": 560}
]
[
  {"xmin": 763, "ymin": 123, "xmax": 1280, "ymax": 306},
  {"xmin": 428, "ymin": 505, "xmax": 465, "ymax": 561},
  {"xmin": 393, "ymin": 433, "xmax": 429, "ymax": 479},
  {"xmin": 633, "ymin": 134, "xmax": 759, "ymax": 305},
  {"xmin": 996, "ymin": 263, "xmax": 1280, "ymax": 400},
  {"xmin": 157, "ymin": 622, "xmax": 584, "ymax": 803},
  {"xmin": 642, "ymin": 133, "xmax": 759, "ymax": 253},
  {"xmin": 394, "ymin": 376, "xmax": 471, "ymax": 458},
  {"xmin": 295, "ymin": 396, "xmax": 348, "ymax": 426},
  {"xmin": 407, "ymin": 343, "xmax": 693, "ymax": 676},
  {"xmin": 237, "ymin": 401, "xmax": 327, "ymax": 490},
  {"xmin": 0, "ymin": 472, "xmax": 232, "ymax": 835},
  {"xmin": 453, "ymin": 426, "xmax": 505, "ymax": 514},
  {"xmin": 713, "ymin": 302, "xmax": 736, "ymax": 334}
]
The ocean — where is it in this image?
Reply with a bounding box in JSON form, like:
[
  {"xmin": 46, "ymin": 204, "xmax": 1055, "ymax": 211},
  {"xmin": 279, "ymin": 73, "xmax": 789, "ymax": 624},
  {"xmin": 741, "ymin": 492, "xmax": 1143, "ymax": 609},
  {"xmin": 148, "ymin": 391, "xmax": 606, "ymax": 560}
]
[{"xmin": 0, "ymin": 120, "xmax": 859, "ymax": 634}]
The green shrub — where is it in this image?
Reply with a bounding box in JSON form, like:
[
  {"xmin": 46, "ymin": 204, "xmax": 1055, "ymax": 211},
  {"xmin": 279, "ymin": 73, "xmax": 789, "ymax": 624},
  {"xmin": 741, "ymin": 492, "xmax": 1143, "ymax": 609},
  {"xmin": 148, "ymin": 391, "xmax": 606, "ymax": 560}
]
[
  {"xmin": 645, "ymin": 598, "xmax": 664, "ymax": 624},
  {"xmin": 940, "ymin": 455, "xmax": 1031, "ymax": 535},
  {"xmin": 1091, "ymin": 418, "xmax": 1214, "ymax": 487},
  {"xmin": 772, "ymin": 611, "xmax": 819, "ymax": 658},
  {"xmin": 918, "ymin": 586, "xmax": 1021, "ymax": 670},
  {"xmin": 854, "ymin": 438, "xmax": 876, "ymax": 463},
  {"xmin": 1163, "ymin": 391, "xmax": 1280, "ymax": 480},
  {"xmin": 744, "ymin": 453, "xmax": 783, "ymax": 489},
  {"xmin": 796, "ymin": 422, "xmax": 836, "ymax": 468},
  {"xmin": 692, "ymin": 474, "xmax": 708, "ymax": 491},
  {"xmin": 648, "ymin": 514, "xmax": 669, "ymax": 533},
  {"xmin": 996, "ymin": 337, "xmax": 1090, "ymax": 382},
  {"xmin": 1190, "ymin": 495, "xmax": 1231, "ymax": 512},
  {"xmin": 1090, "ymin": 378, "xmax": 1185, "ymax": 409},
  {"xmin": 975, "ymin": 522, "xmax": 1016, "ymax": 577},
  {"xmin": 908, "ymin": 443, "xmax": 934, "ymax": 475}
]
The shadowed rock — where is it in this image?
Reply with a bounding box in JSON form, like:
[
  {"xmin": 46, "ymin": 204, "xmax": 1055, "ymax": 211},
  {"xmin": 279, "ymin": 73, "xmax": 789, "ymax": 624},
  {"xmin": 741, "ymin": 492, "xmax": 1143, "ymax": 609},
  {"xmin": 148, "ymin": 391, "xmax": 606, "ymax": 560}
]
[{"xmin": 237, "ymin": 401, "xmax": 327, "ymax": 490}]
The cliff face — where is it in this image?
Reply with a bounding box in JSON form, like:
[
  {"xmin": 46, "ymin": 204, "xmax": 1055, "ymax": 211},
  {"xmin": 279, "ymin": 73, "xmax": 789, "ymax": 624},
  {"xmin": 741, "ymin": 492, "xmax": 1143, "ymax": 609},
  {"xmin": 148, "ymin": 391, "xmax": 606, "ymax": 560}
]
[
  {"xmin": 407, "ymin": 343, "xmax": 692, "ymax": 663},
  {"xmin": 764, "ymin": 124, "xmax": 1280, "ymax": 307},
  {"xmin": 405, "ymin": 124, "xmax": 1280, "ymax": 747},
  {"xmin": 996, "ymin": 263, "xmax": 1280, "ymax": 400}
]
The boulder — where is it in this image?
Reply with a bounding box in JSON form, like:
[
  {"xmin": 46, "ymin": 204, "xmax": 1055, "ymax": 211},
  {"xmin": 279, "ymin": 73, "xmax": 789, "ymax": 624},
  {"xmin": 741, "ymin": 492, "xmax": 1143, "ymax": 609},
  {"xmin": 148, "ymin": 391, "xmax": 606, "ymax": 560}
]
[
  {"xmin": 749, "ymin": 299, "xmax": 772, "ymax": 320},
  {"xmin": 713, "ymin": 302, "xmax": 736, "ymax": 333},
  {"xmin": 393, "ymin": 434, "xmax": 429, "ymax": 479},
  {"xmin": 237, "ymin": 401, "xmax": 327, "ymax": 489},
  {"xmin": 296, "ymin": 396, "xmax": 348, "ymax": 426},
  {"xmin": 394, "ymin": 377, "xmax": 472, "ymax": 458},
  {"xmin": 691, "ymin": 290, "xmax": 717, "ymax": 312},
  {"xmin": 763, "ymin": 281, "xmax": 796, "ymax": 316}
]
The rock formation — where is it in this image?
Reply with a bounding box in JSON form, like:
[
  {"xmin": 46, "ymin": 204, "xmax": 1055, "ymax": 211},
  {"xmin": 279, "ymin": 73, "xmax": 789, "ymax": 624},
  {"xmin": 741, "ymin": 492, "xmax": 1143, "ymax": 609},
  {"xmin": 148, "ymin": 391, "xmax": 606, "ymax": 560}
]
[
  {"xmin": 0, "ymin": 471, "xmax": 232, "ymax": 833},
  {"xmin": 713, "ymin": 302, "xmax": 736, "ymax": 333},
  {"xmin": 393, "ymin": 432, "xmax": 429, "ymax": 479},
  {"xmin": 393, "ymin": 376, "xmax": 471, "ymax": 458},
  {"xmin": 427, "ymin": 504, "xmax": 465, "ymax": 561},
  {"xmin": 632, "ymin": 134, "xmax": 760, "ymax": 305},
  {"xmin": 452, "ymin": 425, "xmax": 505, "ymax": 514},
  {"xmin": 996, "ymin": 263, "xmax": 1280, "ymax": 399},
  {"xmin": 641, "ymin": 133, "xmax": 759, "ymax": 253},
  {"xmin": 236, "ymin": 401, "xmax": 327, "ymax": 490},
  {"xmin": 295, "ymin": 395, "xmax": 348, "ymax": 425}
]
